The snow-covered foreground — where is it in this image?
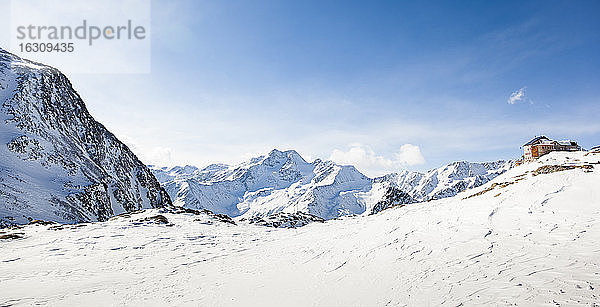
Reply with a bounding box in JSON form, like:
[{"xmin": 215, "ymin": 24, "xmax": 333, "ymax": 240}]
[{"xmin": 1, "ymin": 152, "xmax": 599, "ymax": 306}]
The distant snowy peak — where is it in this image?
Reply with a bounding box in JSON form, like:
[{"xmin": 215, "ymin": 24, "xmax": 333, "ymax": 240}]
[
  {"xmin": 152, "ymin": 149, "xmax": 310, "ymax": 184},
  {"xmin": 150, "ymin": 149, "xmax": 373, "ymax": 219},
  {"xmin": 0, "ymin": 48, "xmax": 171, "ymax": 226},
  {"xmin": 151, "ymin": 149, "xmax": 513, "ymax": 220}
]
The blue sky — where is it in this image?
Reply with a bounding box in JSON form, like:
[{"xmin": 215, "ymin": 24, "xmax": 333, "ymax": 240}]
[{"xmin": 39, "ymin": 0, "xmax": 600, "ymax": 175}]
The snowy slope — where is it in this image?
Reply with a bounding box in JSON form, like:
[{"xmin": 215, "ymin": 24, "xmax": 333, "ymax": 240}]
[
  {"xmin": 151, "ymin": 150, "xmax": 512, "ymax": 219},
  {"xmin": 1, "ymin": 151, "xmax": 599, "ymax": 305},
  {"xmin": 0, "ymin": 49, "xmax": 171, "ymax": 226}
]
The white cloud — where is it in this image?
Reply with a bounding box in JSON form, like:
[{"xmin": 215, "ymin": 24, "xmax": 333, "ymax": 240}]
[
  {"xmin": 395, "ymin": 144, "xmax": 426, "ymax": 166},
  {"xmin": 507, "ymin": 87, "xmax": 527, "ymax": 104},
  {"xmin": 329, "ymin": 144, "xmax": 425, "ymax": 177}
]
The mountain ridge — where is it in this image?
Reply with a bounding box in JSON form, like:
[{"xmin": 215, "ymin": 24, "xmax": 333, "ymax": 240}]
[{"xmin": 150, "ymin": 148, "xmax": 513, "ymax": 219}]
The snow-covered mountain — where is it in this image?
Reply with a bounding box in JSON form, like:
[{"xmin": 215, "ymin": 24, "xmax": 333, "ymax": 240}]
[
  {"xmin": 151, "ymin": 149, "xmax": 372, "ymax": 220},
  {"xmin": 0, "ymin": 49, "xmax": 171, "ymax": 226},
  {"xmin": 375, "ymin": 160, "xmax": 513, "ymax": 198},
  {"xmin": 151, "ymin": 149, "xmax": 512, "ymax": 219},
  {"xmin": 2, "ymin": 151, "xmax": 598, "ymax": 305}
]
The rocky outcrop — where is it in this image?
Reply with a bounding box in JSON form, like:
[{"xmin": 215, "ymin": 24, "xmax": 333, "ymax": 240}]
[
  {"xmin": 245, "ymin": 212, "xmax": 325, "ymax": 228},
  {"xmin": 370, "ymin": 187, "xmax": 415, "ymax": 215}
]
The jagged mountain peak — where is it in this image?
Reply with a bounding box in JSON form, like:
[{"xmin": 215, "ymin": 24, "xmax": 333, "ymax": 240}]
[
  {"xmin": 267, "ymin": 148, "xmax": 302, "ymax": 158},
  {"xmin": 252, "ymin": 148, "xmax": 308, "ymax": 169}
]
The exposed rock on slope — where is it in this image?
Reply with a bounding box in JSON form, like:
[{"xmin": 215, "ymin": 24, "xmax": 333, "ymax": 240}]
[
  {"xmin": 244, "ymin": 211, "xmax": 325, "ymax": 228},
  {"xmin": 0, "ymin": 48, "xmax": 171, "ymax": 226},
  {"xmin": 370, "ymin": 186, "xmax": 415, "ymax": 215}
]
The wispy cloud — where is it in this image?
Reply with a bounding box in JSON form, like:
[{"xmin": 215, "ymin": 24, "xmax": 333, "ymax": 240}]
[{"xmin": 507, "ymin": 87, "xmax": 527, "ymax": 104}]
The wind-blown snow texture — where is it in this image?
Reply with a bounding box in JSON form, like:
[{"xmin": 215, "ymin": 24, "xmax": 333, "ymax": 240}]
[
  {"xmin": 150, "ymin": 149, "xmax": 512, "ymax": 219},
  {"xmin": 1, "ymin": 151, "xmax": 599, "ymax": 305},
  {"xmin": 0, "ymin": 49, "xmax": 171, "ymax": 226}
]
